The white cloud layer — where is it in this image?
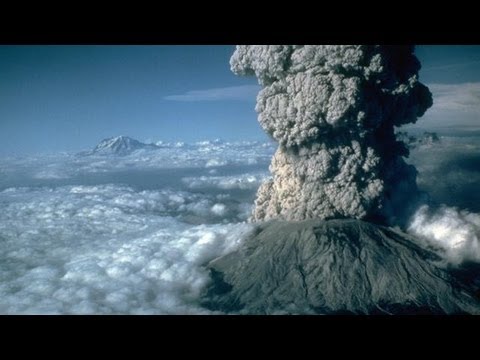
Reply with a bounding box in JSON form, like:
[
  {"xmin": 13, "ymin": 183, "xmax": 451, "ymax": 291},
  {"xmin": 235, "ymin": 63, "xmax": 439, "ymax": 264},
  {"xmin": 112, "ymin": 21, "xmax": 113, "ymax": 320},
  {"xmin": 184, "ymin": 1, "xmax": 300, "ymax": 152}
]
[
  {"xmin": 0, "ymin": 140, "xmax": 275, "ymax": 314},
  {"xmin": 164, "ymin": 85, "xmax": 260, "ymax": 102},
  {"xmin": 182, "ymin": 173, "xmax": 270, "ymax": 191},
  {"xmin": 1, "ymin": 135, "xmax": 479, "ymax": 313},
  {"xmin": 0, "ymin": 140, "xmax": 275, "ymax": 191},
  {"xmin": 0, "ymin": 184, "xmax": 254, "ymax": 314}
]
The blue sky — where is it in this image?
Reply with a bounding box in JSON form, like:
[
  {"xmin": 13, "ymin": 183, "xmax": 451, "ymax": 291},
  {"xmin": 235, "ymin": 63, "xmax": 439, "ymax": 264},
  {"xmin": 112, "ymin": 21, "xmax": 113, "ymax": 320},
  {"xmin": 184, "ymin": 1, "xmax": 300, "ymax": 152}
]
[{"xmin": 0, "ymin": 45, "xmax": 479, "ymax": 155}]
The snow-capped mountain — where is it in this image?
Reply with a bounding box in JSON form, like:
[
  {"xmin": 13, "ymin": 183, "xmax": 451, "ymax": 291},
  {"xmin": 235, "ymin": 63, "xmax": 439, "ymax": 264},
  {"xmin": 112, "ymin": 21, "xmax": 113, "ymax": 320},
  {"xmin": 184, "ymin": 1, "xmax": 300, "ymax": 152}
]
[
  {"xmin": 88, "ymin": 136, "xmax": 159, "ymax": 156},
  {"xmin": 76, "ymin": 135, "xmax": 275, "ymax": 159}
]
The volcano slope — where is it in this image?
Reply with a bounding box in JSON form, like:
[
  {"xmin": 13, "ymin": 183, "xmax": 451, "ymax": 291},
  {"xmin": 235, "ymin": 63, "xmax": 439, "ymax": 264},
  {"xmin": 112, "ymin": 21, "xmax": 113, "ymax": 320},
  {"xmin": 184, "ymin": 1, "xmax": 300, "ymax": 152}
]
[{"xmin": 202, "ymin": 219, "xmax": 480, "ymax": 314}]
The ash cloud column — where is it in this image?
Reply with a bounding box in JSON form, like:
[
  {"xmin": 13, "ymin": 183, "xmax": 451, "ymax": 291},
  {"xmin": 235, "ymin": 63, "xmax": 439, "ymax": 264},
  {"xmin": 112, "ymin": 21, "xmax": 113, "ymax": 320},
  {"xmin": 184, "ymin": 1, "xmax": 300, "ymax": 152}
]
[{"xmin": 231, "ymin": 45, "xmax": 432, "ymax": 225}]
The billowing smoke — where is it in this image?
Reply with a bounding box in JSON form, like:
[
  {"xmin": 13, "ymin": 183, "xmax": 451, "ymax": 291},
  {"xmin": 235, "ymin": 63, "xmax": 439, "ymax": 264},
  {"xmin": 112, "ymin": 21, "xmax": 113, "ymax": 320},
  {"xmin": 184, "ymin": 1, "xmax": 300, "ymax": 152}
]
[{"xmin": 231, "ymin": 45, "xmax": 432, "ymax": 225}]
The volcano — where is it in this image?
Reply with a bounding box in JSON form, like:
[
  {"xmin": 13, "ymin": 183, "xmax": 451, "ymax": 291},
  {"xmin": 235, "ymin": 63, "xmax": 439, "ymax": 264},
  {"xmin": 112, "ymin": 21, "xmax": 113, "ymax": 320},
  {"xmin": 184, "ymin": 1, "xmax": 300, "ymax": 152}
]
[{"xmin": 203, "ymin": 219, "xmax": 480, "ymax": 314}]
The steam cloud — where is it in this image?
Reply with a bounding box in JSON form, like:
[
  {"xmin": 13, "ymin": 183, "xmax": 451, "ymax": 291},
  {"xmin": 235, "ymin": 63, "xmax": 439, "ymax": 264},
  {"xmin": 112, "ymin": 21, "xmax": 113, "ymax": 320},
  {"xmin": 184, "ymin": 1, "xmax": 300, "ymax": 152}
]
[
  {"xmin": 231, "ymin": 45, "xmax": 432, "ymax": 225},
  {"xmin": 408, "ymin": 206, "xmax": 480, "ymax": 265},
  {"xmin": 404, "ymin": 137, "xmax": 480, "ymax": 264}
]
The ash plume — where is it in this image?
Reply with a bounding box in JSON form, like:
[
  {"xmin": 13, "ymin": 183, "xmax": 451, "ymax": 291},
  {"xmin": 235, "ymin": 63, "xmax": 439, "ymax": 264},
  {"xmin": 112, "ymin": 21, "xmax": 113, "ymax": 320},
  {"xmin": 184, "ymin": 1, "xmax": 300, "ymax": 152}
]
[{"xmin": 231, "ymin": 45, "xmax": 432, "ymax": 225}]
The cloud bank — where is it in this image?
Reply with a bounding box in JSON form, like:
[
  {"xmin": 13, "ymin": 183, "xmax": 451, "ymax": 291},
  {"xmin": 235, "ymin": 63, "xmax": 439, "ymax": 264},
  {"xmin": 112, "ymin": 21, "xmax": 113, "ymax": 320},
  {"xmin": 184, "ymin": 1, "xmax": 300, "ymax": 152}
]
[{"xmin": 0, "ymin": 184, "xmax": 254, "ymax": 314}]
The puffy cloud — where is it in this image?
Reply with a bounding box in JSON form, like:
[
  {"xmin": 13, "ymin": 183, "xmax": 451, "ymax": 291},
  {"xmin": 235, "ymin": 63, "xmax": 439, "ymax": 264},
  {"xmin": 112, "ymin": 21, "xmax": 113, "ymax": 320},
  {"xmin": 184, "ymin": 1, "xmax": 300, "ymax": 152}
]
[
  {"xmin": 408, "ymin": 205, "xmax": 480, "ymax": 265},
  {"xmin": 211, "ymin": 203, "xmax": 227, "ymax": 216},
  {"xmin": 0, "ymin": 184, "xmax": 254, "ymax": 314},
  {"xmin": 231, "ymin": 46, "xmax": 432, "ymax": 224},
  {"xmin": 182, "ymin": 172, "xmax": 270, "ymax": 191},
  {"xmin": 0, "ymin": 139, "xmax": 277, "ymax": 314},
  {"xmin": 205, "ymin": 158, "xmax": 228, "ymax": 168}
]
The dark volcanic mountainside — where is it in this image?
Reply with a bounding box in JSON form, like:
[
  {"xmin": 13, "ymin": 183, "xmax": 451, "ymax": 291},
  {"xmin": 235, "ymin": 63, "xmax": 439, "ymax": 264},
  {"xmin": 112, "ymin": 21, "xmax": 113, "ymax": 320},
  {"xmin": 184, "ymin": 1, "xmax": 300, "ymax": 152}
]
[{"xmin": 202, "ymin": 219, "xmax": 480, "ymax": 314}]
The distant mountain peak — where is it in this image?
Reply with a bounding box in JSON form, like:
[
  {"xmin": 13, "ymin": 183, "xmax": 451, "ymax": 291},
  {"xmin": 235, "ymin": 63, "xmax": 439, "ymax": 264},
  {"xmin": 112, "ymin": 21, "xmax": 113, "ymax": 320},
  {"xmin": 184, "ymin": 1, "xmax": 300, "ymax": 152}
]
[{"xmin": 90, "ymin": 135, "xmax": 158, "ymax": 156}]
